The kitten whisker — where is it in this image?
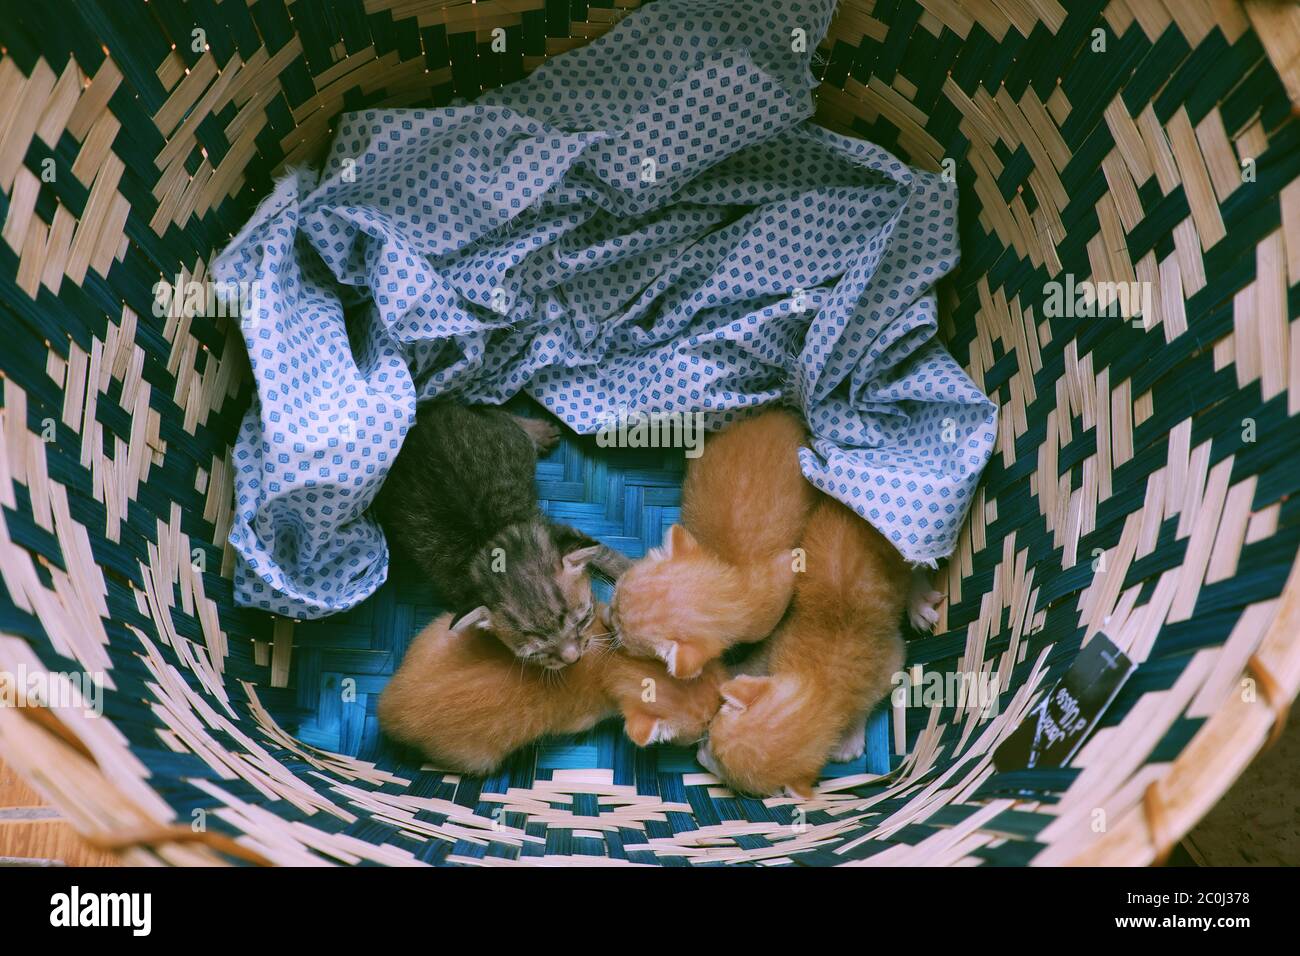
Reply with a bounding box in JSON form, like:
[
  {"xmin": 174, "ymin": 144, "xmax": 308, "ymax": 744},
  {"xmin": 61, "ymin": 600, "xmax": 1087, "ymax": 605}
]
[
  {"xmin": 380, "ymin": 606, "xmax": 728, "ymax": 778},
  {"xmin": 510, "ymin": 654, "xmax": 529, "ymax": 688},
  {"xmin": 376, "ymin": 401, "xmax": 600, "ymax": 675},
  {"xmin": 541, "ymin": 665, "xmax": 569, "ymax": 691}
]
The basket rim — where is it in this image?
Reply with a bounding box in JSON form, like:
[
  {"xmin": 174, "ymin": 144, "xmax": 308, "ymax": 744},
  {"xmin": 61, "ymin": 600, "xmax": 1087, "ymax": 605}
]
[
  {"xmin": 1, "ymin": 0, "xmax": 1299, "ymax": 866},
  {"xmin": 1059, "ymin": 551, "xmax": 1300, "ymax": 865}
]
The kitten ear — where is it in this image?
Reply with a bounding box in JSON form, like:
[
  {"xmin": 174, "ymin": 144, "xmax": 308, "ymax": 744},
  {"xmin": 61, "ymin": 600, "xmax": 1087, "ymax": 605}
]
[
  {"xmin": 552, "ymin": 523, "xmax": 630, "ymax": 580},
  {"xmin": 663, "ymin": 524, "xmax": 700, "ymax": 557},
  {"xmin": 719, "ymin": 675, "xmax": 772, "ymax": 711},
  {"xmin": 551, "ymin": 522, "xmax": 598, "ymax": 553},
  {"xmin": 597, "ymin": 603, "xmax": 615, "ymax": 631},
  {"xmin": 450, "ymin": 606, "xmax": 493, "ymax": 634},
  {"xmin": 561, "ymin": 544, "xmax": 602, "ymax": 575},
  {"xmin": 665, "ymin": 640, "xmax": 709, "ymax": 680},
  {"xmin": 623, "ymin": 711, "xmax": 665, "ymax": 747}
]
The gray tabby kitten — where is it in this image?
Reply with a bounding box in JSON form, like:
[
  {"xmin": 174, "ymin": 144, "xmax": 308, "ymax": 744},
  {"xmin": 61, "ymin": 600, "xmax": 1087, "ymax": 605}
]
[{"xmin": 374, "ymin": 401, "xmax": 630, "ymax": 669}]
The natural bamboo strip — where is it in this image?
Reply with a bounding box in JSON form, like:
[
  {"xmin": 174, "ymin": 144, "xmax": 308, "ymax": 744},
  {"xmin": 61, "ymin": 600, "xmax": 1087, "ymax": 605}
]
[
  {"xmin": 70, "ymin": 109, "xmax": 119, "ymax": 187},
  {"xmin": 153, "ymin": 52, "xmax": 218, "ymax": 137},
  {"xmin": 66, "ymin": 154, "xmax": 124, "ymax": 283},
  {"xmin": 36, "ymin": 59, "xmax": 83, "ymax": 147},
  {"xmin": 1065, "ymin": 557, "xmax": 1300, "ymax": 866},
  {"xmin": 153, "ymin": 53, "xmax": 244, "ymax": 173},
  {"xmin": 1168, "ymin": 457, "xmax": 1233, "ymax": 622},
  {"xmin": 14, "ymin": 215, "xmax": 45, "ymax": 299},
  {"xmin": 1243, "ymin": 0, "xmax": 1300, "ymax": 107},
  {"xmin": 1084, "ymin": 510, "xmax": 1141, "ymax": 640},
  {"xmin": 1188, "ymin": 600, "xmax": 1277, "ymax": 719},
  {"xmin": 1095, "ymin": 367, "xmax": 1112, "ymax": 501},
  {"xmin": 1111, "ymin": 377, "xmax": 1133, "ymax": 467},
  {"xmin": 1175, "ymin": 436, "xmax": 1210, "ymax": 540},
  {"xmin": 1206, "ymin": 477, "xmax": 1256, "ymax": 585},
  {"xmin": 1, "ymin": 166, "xmax": 39, "ymax": 254},
  {"xmin": 1042, "ymin": 652, "xmax": 1215, "ymax": 842},
  {"xmin": 1195, "ymin": 108, "xmax": 1241, "ymax": 203},
  {"xmin": 1281, "ymin": 179, "xmax": 1300, "ymax": 288},
  {"xmin": 271, "ymin": 618, "xmax": 293, "ymax": 686},
  {"xmin": 1167, "ymin": 107, "xmax": 1227, "ymax": 250},
  {"xmin": 0, "ymin": 60, "xmax": 55, "ymax": 192},
  {"xmin": 821, "ymin": 0, "xmax": 894, "ymax": 42},
  {"xmin": 1102, "ymin": 150, "xmax": 1143, "ymax": 233},
  {"xmin": 1257, "ymin": 229, "xmax": 1289, "ymax": 402},
  {"xmin": 1160, "ymin": 248, "xmax": 1191, "ymax": 340},
  {"xmin": 66, "ymin": 57, "xmax": 121, "ymax": 142},
  {"xmin": 0, "ymin": 0, "xmax": 1293, "ymax": 870}
]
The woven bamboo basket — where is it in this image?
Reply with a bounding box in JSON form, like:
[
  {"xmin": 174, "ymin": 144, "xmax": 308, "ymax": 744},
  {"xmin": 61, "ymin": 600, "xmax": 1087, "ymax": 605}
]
[{"xmin": 0, "ymin": 0, "xmax": 1298, "ymax": 868}]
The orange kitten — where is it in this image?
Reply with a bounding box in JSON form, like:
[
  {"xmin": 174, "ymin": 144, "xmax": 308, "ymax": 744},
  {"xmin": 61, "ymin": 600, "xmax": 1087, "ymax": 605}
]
[
  {"xmin": 602, "ymin": 647, "xmax": 728, "ymax": 748},
  {"xmin": 697, "ymin": 497, "xmax": 910, "ymax": 798},
  {"xmin": 378, "ymin": 608, "xmax": 725, "ymax": 774},
  {"xmin": 611, "ymin": 408, "xmax": 817, "ymax": 677}
]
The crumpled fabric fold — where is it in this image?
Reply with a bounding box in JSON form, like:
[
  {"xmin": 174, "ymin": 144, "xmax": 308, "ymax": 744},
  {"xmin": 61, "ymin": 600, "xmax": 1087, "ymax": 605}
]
[{"xmin": 212, "ymin": 0, "xmax": 997, "ymax": 618}]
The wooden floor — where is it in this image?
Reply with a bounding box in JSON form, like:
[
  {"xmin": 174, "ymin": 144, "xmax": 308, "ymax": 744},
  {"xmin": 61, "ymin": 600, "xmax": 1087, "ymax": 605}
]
[
  {"xmin": 3, "ymin": 699, "xmax": 1298, "ymax": 866},
  {"xmin": 0, "ymin": 759, "xmax": 118, "ymax": 866},
  {"xmin": 1179, "ymin": 698, "xmax": 1300, "ymax": 866}
]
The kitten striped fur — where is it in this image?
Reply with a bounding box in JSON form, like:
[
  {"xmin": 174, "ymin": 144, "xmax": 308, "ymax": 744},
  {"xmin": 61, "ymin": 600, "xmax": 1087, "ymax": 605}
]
[{"xmin": 374, "ymin": 400, "xmax": 629, "ymax": 668}]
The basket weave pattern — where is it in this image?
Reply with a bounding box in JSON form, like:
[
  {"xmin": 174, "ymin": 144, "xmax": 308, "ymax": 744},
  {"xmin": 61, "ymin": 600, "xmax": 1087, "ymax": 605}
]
[{"xmin": 0, "ymin": 0, "xmax": 1298, "ymax": 866}]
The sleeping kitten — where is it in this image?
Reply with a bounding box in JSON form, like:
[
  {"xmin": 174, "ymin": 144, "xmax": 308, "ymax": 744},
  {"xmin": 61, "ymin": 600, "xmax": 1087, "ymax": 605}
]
[
  {"xmin": 377, "ymin": 607, "xmax": 726, "ymax": 774},
  {"xmin": 374, "ymin": 401, "xmax": 630, "ymax": 668},
  {"xmin": 610, "ymin": 407, "xmax": 817, "ymax": 677},
  {"xmin": 696, "ymin": 497, "xmax": 913, "ymax": 798}
]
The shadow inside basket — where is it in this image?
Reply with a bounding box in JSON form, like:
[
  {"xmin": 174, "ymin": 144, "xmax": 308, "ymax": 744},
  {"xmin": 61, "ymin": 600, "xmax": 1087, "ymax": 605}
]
[{"xmin": 270, "ymin": 400, "xmax": 898, "ymax": 784}]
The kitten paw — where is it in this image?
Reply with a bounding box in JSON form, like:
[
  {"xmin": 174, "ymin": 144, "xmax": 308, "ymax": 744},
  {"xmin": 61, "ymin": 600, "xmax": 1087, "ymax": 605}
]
[
  {"xmin": 696, "ymin": 742, "xmax": 722, "ymax": 776},
  {"xmin": 907, "ymin": 571, "xmax": 944, "ymax": 632},
  {"xmin": 828, "ymin": 725, "xmax": 866, "ymax": 763},
  {"xmin": 512, "ymin": 415, "xmax": 562, "ymax": 454},
  {"xmin": 909, "ymin": 592, "xmax": 943, "ymax": 631}
]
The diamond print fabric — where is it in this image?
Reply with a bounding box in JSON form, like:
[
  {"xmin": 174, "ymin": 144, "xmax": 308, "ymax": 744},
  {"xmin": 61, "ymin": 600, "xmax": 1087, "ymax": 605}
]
[{"xmin": 212, "ymin": 0, "xmax": 997, "ymax": 618}]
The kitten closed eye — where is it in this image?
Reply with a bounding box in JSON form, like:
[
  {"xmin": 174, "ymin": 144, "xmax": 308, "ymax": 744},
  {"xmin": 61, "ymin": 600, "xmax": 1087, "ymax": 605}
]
[
  {"xmin": 379, "ymin": 607, "xmax": 726, "ymax": 774},
  {"xmin": 702, "ymin": 497, "xmax": 908, "ymax": 798},
  {"xmin": 612, "ymin": 409, "xmax": 817, "ymax": 676},
  {"xmin": 373, "ymin": 400, "xmax": 628, "ymax": 668}
]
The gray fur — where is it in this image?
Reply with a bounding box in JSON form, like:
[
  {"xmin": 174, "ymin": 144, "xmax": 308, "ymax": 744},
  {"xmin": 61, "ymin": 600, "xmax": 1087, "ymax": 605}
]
[{"xmin": 374, "ymin": 401, "xmax": 628, "ymax": 667}]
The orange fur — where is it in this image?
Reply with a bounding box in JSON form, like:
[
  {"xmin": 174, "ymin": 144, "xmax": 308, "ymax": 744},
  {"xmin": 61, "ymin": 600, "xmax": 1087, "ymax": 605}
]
[
  {"xmin": 601, "ymin": 651, "xmax": 727, "ymax": 747},
  {"xmin": 612, "ymin": 408, "xmax": 816, "ymax": 676},
  {"xmin": 699, "ymin": 497, "xmax": 909, "ymax": 797},
  {"xmin": 378, "ymin": 609, "xmax": 725, "ymax": 773}
]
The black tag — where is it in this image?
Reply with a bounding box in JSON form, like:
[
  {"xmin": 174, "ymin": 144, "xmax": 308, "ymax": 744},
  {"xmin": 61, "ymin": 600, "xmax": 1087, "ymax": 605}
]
[{"xmin": 994, "ymin": 634, "xmax": 1135, "ymax": 772}]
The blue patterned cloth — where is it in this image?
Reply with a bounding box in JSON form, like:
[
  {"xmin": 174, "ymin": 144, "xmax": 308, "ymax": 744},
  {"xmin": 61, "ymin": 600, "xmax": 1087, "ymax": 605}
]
[{"xmin": 212, "ymin": 0, "xmax": 997, "ymax": 619}]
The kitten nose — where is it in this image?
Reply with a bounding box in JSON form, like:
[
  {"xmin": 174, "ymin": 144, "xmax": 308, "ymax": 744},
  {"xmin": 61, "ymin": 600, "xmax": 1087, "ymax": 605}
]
[{"xmin": 559, "ymin": 642, "xmax": 581, "ymax": 664}]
